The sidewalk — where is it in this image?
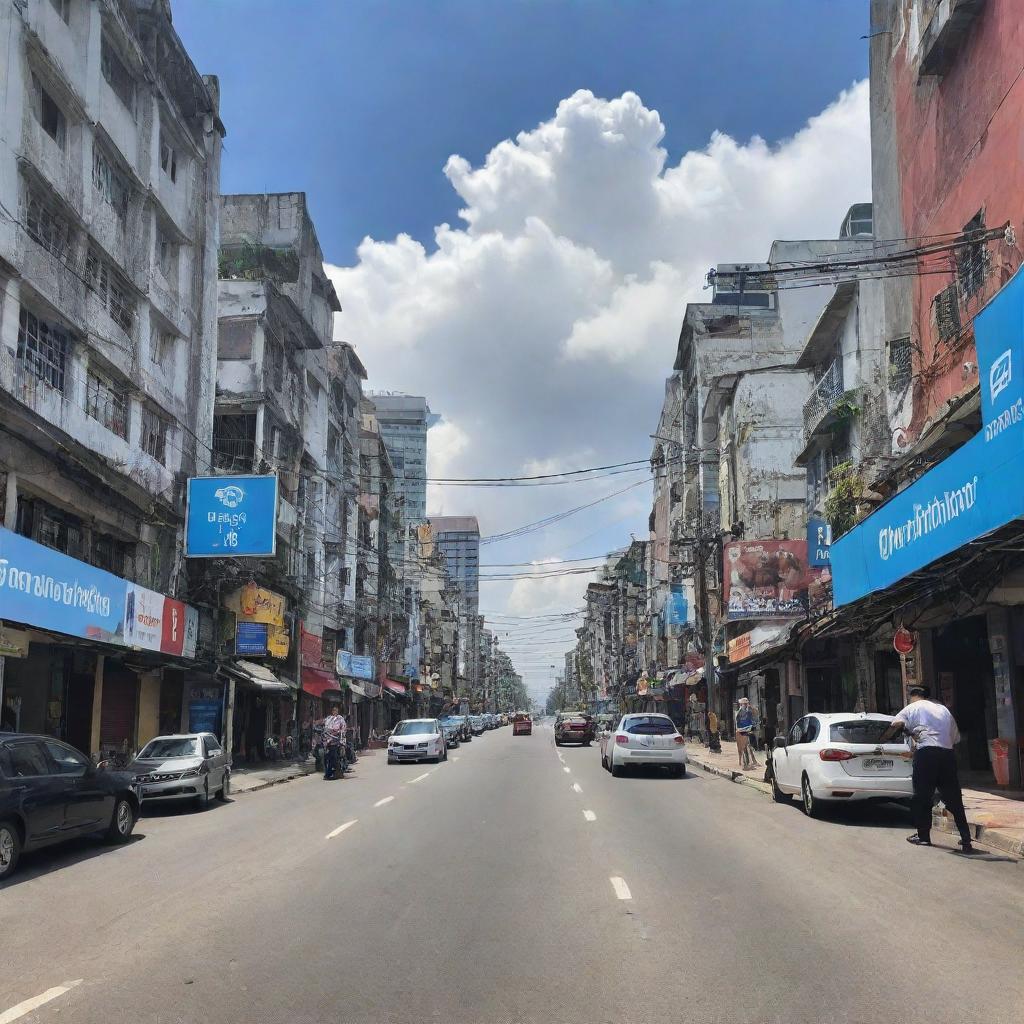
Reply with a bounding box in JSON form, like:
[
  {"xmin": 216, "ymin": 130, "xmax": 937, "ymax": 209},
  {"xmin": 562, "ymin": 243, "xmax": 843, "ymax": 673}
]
[
  {"xmin": 230, "ymin": 758, "xmax": 318, "ymax": 794},
  {"xmin": 688, "ymin": 740, "xmax": 1024, "ymax": 858}
]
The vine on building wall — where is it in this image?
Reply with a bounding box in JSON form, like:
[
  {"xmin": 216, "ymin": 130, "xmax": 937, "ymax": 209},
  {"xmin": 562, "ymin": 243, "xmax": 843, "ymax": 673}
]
[{"xmin": 824, "ymin": 460, "xmax": 864, "ymax": 539}]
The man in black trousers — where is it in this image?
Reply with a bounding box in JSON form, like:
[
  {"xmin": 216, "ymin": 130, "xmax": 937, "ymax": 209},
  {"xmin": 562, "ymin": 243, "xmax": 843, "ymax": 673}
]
[{"xmin": 879, "ymin": 685, "xmax": 978, "ymax": 854}]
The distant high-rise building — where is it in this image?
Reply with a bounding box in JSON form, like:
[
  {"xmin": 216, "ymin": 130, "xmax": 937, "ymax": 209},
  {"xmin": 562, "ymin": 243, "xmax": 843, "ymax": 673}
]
[
  {"xmin": 430, "ymin": 516, "xmax": 481, "ymax": 691},
  {"xmin": 368, "ymin": 394, "xmax": 437, "ymax": 525}
]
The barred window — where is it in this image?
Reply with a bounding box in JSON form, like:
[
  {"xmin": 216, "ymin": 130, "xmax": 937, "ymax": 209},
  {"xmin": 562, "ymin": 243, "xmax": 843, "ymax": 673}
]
[
  {"xmin": 956, "ymin": 212, "xmax": 988, "ymax": 299},
  {"xmin": 141, "ymin": 406, "xmax": 170, "ymax": 464},
  {"xmin": 22, "ymin": 183, "xmax": 72, "ymax": 260},
  {"xmin": 92, "ymin": 146, "xmax": 130, "ymax": 222},
  {"xmin": 30, "ymin": 73, "xmax": 66, "ymax": 149},
  {"xmin": 92, "ymin": 533, "xmax": 132, "ymax": 576},
  {"xmin": 85, "ymin": 369, "xmax": 128, "ymax": 439},
  {"xmin": 933, "ymin": 284, "xmax": 961, "ymax": 342},
  {"xmin": 888, "ymin": 337, "xmax": 912, "ymax": 392},
  {"xmin": 86, "ymin": 247, "xmax": 134, "ymax": 333},
  {"xmin": 17, "ymin": 496, "xmax": 85, "ymax": 559},
  {"xmin": 101, "ymin": 35, "xmax": 135, "ymax": 113},
  {"xmin": 17, "ymin": 307, "xmax": 69, "ymax": 392}
]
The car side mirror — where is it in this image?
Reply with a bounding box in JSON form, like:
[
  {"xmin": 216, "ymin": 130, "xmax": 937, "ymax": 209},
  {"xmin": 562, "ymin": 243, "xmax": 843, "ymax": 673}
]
[{"xmin": 773, "ymin": 736, "xmax": 787, "ymax": 749}]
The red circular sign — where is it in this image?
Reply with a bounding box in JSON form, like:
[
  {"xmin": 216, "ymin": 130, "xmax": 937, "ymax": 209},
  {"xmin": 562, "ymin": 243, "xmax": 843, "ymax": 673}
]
[{"xmin": 893, "ymin": 627, "xmax": 916, "ymax": 655}]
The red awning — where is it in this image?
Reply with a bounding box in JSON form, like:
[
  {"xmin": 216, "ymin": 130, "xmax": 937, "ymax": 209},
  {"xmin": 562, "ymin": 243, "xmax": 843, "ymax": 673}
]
[
  {"xmin": 302, "ymin": 667, "xmax": 341, "ymax": 698},
  {"xmin": 383, "ymin": 679, "xmax": 407, "ymax": 696}
]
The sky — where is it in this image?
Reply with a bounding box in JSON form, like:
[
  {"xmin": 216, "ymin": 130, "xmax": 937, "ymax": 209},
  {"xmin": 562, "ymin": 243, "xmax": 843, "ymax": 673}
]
[{"xmin": 174, "ymin": 0, "xmax": 871, "ymax": 700}]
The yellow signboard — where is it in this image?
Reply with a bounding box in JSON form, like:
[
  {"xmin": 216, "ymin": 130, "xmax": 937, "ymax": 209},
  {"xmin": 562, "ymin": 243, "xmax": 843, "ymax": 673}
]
[
  {"xmin": 266, "ymin": 624, "xmax": 290, "ymax": 660},
  {"xmin": 225, "ymin": 583, "xmax": 286, "ymax": 627}
]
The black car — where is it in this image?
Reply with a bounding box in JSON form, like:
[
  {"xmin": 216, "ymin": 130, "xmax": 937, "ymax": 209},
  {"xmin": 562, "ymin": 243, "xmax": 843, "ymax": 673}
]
[{"xmin": 0, "ymin": 733, "xmax": 140, "ymax": 881}]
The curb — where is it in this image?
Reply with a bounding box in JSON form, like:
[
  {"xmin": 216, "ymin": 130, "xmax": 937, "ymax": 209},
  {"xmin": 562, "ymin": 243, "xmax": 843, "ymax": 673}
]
[
  {"xmin": 232, "ymin": 763, "xmax": 318, "ymax": 795},
  {"xmin": 689, "ymin": 755, "xmax": 772, "ymax": 796},
  {"xmin": 932, "ymin": 810, "xmax": 1024, "ymax": 859}
]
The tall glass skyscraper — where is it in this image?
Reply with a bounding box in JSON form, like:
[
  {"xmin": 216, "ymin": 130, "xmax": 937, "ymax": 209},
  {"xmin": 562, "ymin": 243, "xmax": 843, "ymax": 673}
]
[{"xmin": 368, "ymin": 394, "xmax": 438, "ymax": 524}]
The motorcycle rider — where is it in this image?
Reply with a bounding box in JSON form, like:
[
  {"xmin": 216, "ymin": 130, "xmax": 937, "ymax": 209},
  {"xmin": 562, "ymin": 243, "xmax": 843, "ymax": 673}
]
[{"xmin": 322, "ymin": 703, "xmax": 346, "ymax": 780}]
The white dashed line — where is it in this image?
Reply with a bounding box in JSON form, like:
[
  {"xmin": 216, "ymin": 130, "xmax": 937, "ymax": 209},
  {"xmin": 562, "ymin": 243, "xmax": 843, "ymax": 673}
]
[
  {"xmin": 583, "ymin": 810, "xmax": 596, "ymax": 822},
  {"xmin": 410, "ymin": 773, "xmax": 430, "ymax": 784},
  {"xmin": 572, "ymin": 783, "xmax": 582, "ymax": 793},
  {"xmin": 562, "ymin": 766, "xmax": 571, "ymax": 774},
  {"xmin": 610, "ymin": 877, "xmax": 632, "ymax": 900},
  {"xmin": 0, "ymin": 980, "xmax": 83, "ymax": 1024},
  {"xmin": 326, "ymin": 819, "xmax": 358, "ymax": 839},
  {"xmin": 557, "ymin": 753, "xmax": 565, "ymax": 763},
  {"xmin": 374, "ymin": 796, "xmax": 394, "ymax": 807}
]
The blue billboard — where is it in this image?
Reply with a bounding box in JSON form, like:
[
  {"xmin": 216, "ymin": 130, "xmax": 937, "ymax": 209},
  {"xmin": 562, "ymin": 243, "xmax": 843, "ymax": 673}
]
[
  {"xmin": 832, "ymin": 266, "xmax": 1024, "ymax": 607},
  {"xmin": 335, "ymin": 650, "xmax": 376, "ymax": 681},
  {"xmin": 664, "ymin": 584, "xmax": 691, "ymax": 626},
  {"xmin": 0, "ymin": 527, "xmax": 126, "ymax": 644},
  {"xmin": 807, "ymin": 518, "xmax": 832, "ymax": 567},
  {"xmin": 185, "ymin": 475, "xmax": 278, "ymax": 557},
  {"xmin": 236, "ymin": 621, "xmax": 269, "ymax": 656}
]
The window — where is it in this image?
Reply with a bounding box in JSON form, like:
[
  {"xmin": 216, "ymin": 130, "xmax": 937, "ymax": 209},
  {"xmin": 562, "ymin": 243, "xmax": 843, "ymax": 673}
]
[
  {"xmin": 933, "ymin": 284, "xmax": 962, "ymax": 342},
  {"xmin": 22, "ymin": 182, "xmax": 72, "ymax": 260},
  {"xmin": 86, "ymin": 247, "xmax": 134, "ymax": 333},
  {"xmin": 85, "ymin": 369, "xmax": 129, "ymax": 438},
  {"xmin": 159, "ymin": 135, "xmax": 177, "ymax": 182},
  {"xmin": 92, "ymin": 146, "xmax": 130, "ymax": 222},
  {"xmin": 151, "ymin": 329, "xmax": 175, "ymax": 367},
  {"xmin": 266, "ymin": 338, "xmax": 284, "ymax": 391},
  {"xmin": 956, "ymin": 213, "xmax": 988, "ymax": 299},
  {"xmin": 213, "ymin": 413, "xmax": 256, "ymax": 472},
  {"xmin": 155, "ymin": 223, "xmax": 177, "ymax": 283},
  {"xmin": 91, "ymin": 533, "xmax": 131, "ymax": 576},
  {"xmin": 101, "ymin": 35, "xmax": 134, "ymax": 112},
  {"xmin": 888, "ymin": 337, "xmax": 912, "ymax": 392},
  {"xmin": 305, "ymin": 550, "xmax": 317, "ymax": 585},
  {"xmin": 788, "ymin": 718, "xmax": 807, "ymax": 745},
  {"xmin": 49, "ymin": 0, "xmax": 70, "ymax": 22},
  {"xmin": 1, "ymin": 741, "xmax": 52, "ymax": 778},
  {"xmin": 830, "ymin": 721, "xmax": 905, "ymax": 745},
  {"xmin": 30, "ymin": 72, "xmax": 66, "ymax": 149},
  {"xmin": 17, "ymin": 307, "xmax": 69, "ymax": 392},
  {"xmin": 16, "ymin": 496, "xmax": 85, "ymax": 558},
  {"xmin": 42, "ymin": 739, "xmax": 90, "ymax": 776},
  {"xmin": 203, "ymin": 736, "xmax": 222, "ymax": 755},
  {"xmin": 141, "ymin": 406, "xmax": 170, "ymax": 464}
]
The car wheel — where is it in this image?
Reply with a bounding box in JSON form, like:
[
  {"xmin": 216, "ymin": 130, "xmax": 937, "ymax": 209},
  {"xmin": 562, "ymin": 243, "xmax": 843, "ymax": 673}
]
[
  {"xmin": 0, "ymin": 820, "xmax": 22, "ymax": 881},
  {"xmin": 610, "ymin": 755, "xmax": 625, "ymax": 778},
  {"xmin": 583, "ymin": 740, "xmax": 592, "ymax": 747},
  {"xmin": 106, "ymin": 797, "xmax": 136, "ymax": 843},
  {"xmin": 554, "ymin": 737, "xmax": 562, "ymax": 746},
  {"xmin": 675, "ymin": 765, "xmax": 686, "ymax": 778},
  {"xmin": 218, "ymin": 771, "xmax": 231, "ymax": 801},
  {"xmin": 801, "ymin": 774, "xmax": 823, "ymax": 818},
  {"xmin": 771, "ymin": 772, "xmax": 792, "ymax": 804}
]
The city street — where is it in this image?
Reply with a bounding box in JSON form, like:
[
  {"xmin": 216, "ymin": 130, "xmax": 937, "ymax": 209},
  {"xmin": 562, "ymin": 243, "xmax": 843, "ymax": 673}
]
[{"xmin": 1, "ymin": 725, "xmax": 1021, "ymax": 1024}]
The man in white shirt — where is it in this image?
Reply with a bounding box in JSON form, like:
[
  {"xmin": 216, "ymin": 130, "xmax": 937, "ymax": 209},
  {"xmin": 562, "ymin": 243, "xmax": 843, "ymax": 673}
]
[{"xmin": 879, "ymin": 685, "xmax": 977, "ymax": 853}]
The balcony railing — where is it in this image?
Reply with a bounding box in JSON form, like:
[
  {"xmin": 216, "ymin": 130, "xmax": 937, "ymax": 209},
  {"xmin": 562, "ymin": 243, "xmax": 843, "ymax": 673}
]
[{"xmin": 802, "ymin": 359, "xmax": 844, "ymax": 438}]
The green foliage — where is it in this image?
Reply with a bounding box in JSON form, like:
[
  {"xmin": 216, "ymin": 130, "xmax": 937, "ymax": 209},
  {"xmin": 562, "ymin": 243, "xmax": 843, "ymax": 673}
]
[
  {"xmin": 832, "ymin": 391, "xmax": 861, "ymax": 421},
  {"xmin": 824, "ymin": 460, "xmax": 863, "ymax": 539},
  {"xmin": 218, "ymin": 243, "xmax": 300, "ymax": 283}
]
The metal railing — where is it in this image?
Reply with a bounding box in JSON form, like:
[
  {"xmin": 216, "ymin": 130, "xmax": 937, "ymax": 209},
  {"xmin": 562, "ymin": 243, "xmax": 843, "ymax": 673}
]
[{"xmin": 802, "ymin": 358, "xmax": 844, "ymax": 438}]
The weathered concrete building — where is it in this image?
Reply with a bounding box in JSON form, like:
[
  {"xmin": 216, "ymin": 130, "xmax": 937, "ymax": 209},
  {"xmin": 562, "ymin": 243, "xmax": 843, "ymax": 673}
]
[{"xmin": 0, "ymin": 0, "xmax": 223, "ymax": 757}]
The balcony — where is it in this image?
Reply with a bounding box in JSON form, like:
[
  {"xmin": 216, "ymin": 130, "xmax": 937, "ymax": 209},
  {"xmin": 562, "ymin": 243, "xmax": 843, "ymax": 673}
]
[{"xmin": 802, "ymin": 359, "xmax": 847, "ymax": 439}]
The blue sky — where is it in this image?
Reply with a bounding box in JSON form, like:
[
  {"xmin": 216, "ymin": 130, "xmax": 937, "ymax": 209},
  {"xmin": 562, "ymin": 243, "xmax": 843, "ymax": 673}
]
[
  {"xmin": 175, "ymin": 0, "xmax": 868, "ymax": 264},
  {"xmin": 173, "ymin": 1, "xmax": 871, "ymax": 696}
]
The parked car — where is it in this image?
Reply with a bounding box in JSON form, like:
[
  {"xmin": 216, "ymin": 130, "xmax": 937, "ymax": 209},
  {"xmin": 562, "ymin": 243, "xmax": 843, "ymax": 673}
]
[
  {"xmin": 469, "ymin": 715, "xmax": 485, "ymax": 736},
  {"xmin": 127, "ymin": 733, "xmax": 230, "ymax": 809},
  {"xmin": 451, "ymin": 715, "xmax": 472, "ymax": 742},
  {"xmin": 600, "ymin": 714, "xmax": 687, "ymax": 777},
  {"xmin": 512, "ymin": 713, "xmax": 532, "ymax": 736},
  {"xmin": 554, "ymin": 712, "xmax": 595, "ymax": 746},
  {"xmin": 767, "ymin": 712, "xmax": 912, "ymax": 817},
  {"xmin": 438, "ymin": 717, "xmax": 461, "ymax": 749},
  {"xmin": 0, "ymin": 733, "xmax": 140, "ymax": 881},
  {"xmin": 388, "ymin": 719, "xmax": 448, "ymax": 764}
]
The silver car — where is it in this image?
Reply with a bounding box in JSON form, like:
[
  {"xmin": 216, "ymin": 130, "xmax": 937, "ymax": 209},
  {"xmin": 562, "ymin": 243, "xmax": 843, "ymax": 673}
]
[{"xmin": 128, "ymin": 733, "xmax": 231, "ymax": 809}]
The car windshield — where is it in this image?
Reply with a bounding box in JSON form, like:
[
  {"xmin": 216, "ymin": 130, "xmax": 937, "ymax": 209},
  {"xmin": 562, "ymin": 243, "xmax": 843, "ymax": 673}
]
[
  {"xmin": 622, "ymin": 717, "xmax": 676, "ymax": 735},
  {"xmin": 138, "ymin": 738, "xmax": 199, "ymax": 759},
  {"xmin": 830, "ymin": 721, "xmax": 905, "ymax": 745},
  {"xmin": 392, "ymin": 721, "xmax": 435, "ymax": 736}
]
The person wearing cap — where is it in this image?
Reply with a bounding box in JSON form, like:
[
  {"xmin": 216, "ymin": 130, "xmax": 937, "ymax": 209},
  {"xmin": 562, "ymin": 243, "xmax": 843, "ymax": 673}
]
[
  {"xmin": 879, "ymin": 685, "xmax": 978, "ymax": 854},
  {"xmin": 735, "ymin": 696, "xmax": 759, "ymax": 769}
]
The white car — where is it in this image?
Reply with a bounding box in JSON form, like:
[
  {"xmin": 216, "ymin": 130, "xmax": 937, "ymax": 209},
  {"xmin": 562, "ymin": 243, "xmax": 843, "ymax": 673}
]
[
  {"xmin": 600, "ymin": 713, "xmax": 688, "ymax": 778},
  {"xmin": 387, "ymin": 719, "xmax": 448, "ymax": 765},
  {"xmin": 768, "ymin": 712, "xmax": 912, "ymax": 817}
]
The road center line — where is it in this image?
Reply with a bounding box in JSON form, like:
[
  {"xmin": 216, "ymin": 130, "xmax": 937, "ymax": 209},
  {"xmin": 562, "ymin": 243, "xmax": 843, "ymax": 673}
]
[
  {"xmin": 0, "ymin": 980, "xmax": 83, "ymax": 1024},
  {"xmin": 610, "ymin": 876, "xmax": 632, "ymax": 900},
  {"xmin": 572, "ymin": 783, "xmax": 582, "ymax": 793},
  {"xmin": 583, "ymin": 810, "xmax": 596, "ymax": 822},
  {"xmin": 326, "ymin": 819, "xmax": 358, "ymax": 839},
  {"xmin": 374, "ymin": 796, "xmax": 394, "ymax": 807},
  {"xmin": 562, "ymin": 766, "xmax": 571, "ymax": 773},
  {"xmin": 410, "ymin": 772, "xmax": 430, "ymax": 784}
]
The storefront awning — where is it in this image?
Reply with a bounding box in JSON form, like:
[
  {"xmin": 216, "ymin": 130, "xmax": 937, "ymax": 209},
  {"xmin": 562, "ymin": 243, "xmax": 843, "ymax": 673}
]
[
  {"xmin": 383, "ymin": 679, "xmax": 407, "ymax": 696},
  {"xmin": 302, "ymin": 667, "xmax": 341, "ymax": 698},
  {"xmin": 725, "ymin": 624, "xmax": 791, "ymax": 670},
  {"xmin": 222, "ymin": 660, "xmax": 296, "ymax": 693},
  {"xmin": 349, "ymin": 682, "xmax": 368, "ymax": 700}
]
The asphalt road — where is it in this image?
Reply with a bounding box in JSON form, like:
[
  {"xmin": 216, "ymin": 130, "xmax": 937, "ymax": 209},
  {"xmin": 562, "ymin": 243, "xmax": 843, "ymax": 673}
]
[{"xmin": 1, "ymin": 722, "xmax": 1022, "ymax": 1024}]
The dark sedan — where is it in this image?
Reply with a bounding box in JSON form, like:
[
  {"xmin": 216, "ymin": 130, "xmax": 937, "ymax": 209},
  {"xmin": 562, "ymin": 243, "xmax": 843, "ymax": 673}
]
[{"xmin": 0, "ymin": 733, "xmax": 140, "ymax": 881}]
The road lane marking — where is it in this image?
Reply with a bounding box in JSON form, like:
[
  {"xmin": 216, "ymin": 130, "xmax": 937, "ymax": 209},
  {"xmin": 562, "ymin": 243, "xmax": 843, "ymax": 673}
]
[
  {"xmin": 583, "ymin": 810, "xmax": 596, "ymax": 822},
  {"xmin": 453, "ymin": 755, "xmax": 461, "ymax": 761},
  {"xmin": 374, "ymin": 796, "xmax": 394, "ymax": 807},
  {"xmin": 572, "ymin": 783, "xmax": 582, "ymax": 793},
  {"xmin": 326, "ymin": 819, "xmax": 358, "ymax": 839},
  {"xmin": 410, "ymin": 773, "xmax": 429, "ymax": 784},
  {"xmin": 563, "ymin": 766, "xmax": 571, "ymax": 773},
  {"xmin": 0, "ymin": 981, "xmax": 83, "ymax": 1024},
  {"xmin": 610, "ymin": 877, "xmax": 632, "ymax": 900},
  {"xmin": 557, "ymin": 753, "xmax": 565, "ymax": 763}
]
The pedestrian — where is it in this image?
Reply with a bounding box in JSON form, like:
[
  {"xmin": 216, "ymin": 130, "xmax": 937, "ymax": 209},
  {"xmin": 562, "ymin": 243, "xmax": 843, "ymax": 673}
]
[
  {"xmin": 707, "ymin": 707, "xmax": 720, "ymax": 752},
  {"xmin": 735, "ymin": 696, "xmax": 759, "ymax": 769},
  {"xmin": 322, "ymin": 703, "xmax": 346, "ymax": 780},
  {"xmin": 878, "ymin": 685, "xmax": 978, "ymax": 853}
]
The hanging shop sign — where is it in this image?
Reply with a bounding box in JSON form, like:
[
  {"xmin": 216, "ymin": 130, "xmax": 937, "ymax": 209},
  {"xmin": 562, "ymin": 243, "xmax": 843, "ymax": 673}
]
[
  {"xmin": 185, "ymin": 475, "xmax": 278, "ymax": 557},
  {"xmin": 335, "ymin": 650, "xmax": 375, "ymax": 680},
  {"xmin": 236, "ymin": 621, "xmax": 269, "ymax": 656},
  {"xmin": 224, "ymin": 584, "xmax": 286, "ymax": 627},
  {"xmin": 664, "ymin": 583, "xmax": 693, "ymax": 628},
  {"xmin": 0, "ymin": 528, "xmax": 197, "ymax": 657},
  {"xmin": 807, "ymin": 518, "xmax": 832, "ymax": 567},
  {"xmin": 832, "ymin": 267, "xmax": 1024, "ymax": 607},
  {"xmin": 266, "ymin": 625, "xmax": 290, "ymax": 660},
  {"xmin": 723, "ymin": 540, "xmax": 818, "ymax": 620},
  {"xmin": 300, "ymin": 624, "xmax": 324, "ymax": 668},
  {"xmin": 893, "ymin": 627, "xmax": 916, "ymax": 655}
]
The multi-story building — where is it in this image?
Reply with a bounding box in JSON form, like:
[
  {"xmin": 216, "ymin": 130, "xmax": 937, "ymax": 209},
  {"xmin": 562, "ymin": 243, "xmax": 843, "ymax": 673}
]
[
  {"xmin": 429, "ymin": 515, "xmax": 480, "ymax": 693},
  {"xmin": 368, "ymin": 393, "xmax": 436, "ymax": 526},
  {"xmin": 0, "ymin": 0, "xmax": 223, "ymax": 758}
]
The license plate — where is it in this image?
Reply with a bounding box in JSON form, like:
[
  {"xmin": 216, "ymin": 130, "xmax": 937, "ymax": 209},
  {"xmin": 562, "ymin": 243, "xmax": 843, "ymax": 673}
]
[{"xmin": 862, "ymin": 758, "xmax": 894, "ymax": 770}]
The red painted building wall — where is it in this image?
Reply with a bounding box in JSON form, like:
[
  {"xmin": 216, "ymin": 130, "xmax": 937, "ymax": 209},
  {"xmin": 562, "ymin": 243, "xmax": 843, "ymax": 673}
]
[{"xmin": 889, "ymin": 0, "xmax": 1024, "ymax": 435}]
